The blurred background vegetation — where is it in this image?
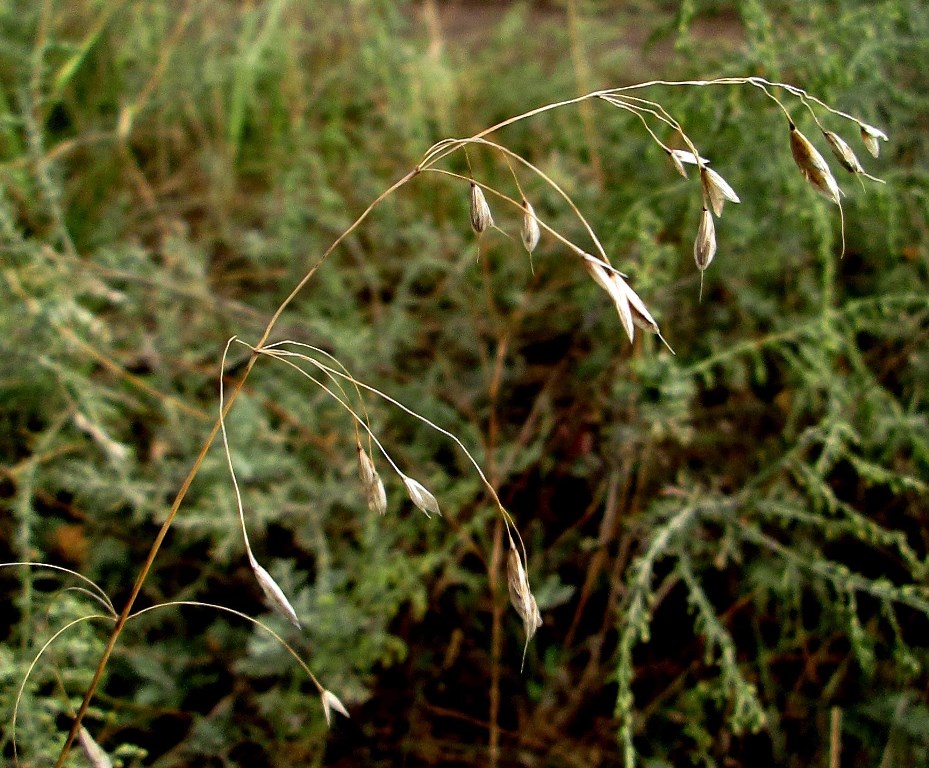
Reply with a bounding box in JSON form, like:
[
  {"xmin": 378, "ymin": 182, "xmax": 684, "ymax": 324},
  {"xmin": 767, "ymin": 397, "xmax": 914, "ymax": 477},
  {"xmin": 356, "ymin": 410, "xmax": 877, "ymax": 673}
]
[{"xmin": 1, "ymin": 0, "xmax": 928, "ymax": 766}]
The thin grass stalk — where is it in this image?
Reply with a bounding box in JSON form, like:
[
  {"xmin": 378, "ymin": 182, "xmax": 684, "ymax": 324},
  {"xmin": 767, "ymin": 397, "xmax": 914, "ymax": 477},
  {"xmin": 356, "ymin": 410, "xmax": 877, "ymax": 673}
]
[{"xmin": 0, "ymin": 563, "xmax": 115, "ymax": 616}]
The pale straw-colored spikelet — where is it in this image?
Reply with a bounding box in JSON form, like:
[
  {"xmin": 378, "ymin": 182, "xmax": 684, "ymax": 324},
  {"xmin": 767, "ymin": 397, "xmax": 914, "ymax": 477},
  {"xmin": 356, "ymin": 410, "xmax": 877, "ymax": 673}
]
[
  {"xmin": 822, "ymin": 130, "xmax": 864, "ymax": 174},
  {"xmin": 694, "ymin": 207, "xmax": 716, "ymax": 301},
  {"xmin": 368, "ymin": 475, "xmax": 387, "ymax": 515},
  {"xmin": 672, "ymin": 149, "xmax": 710, "ymax": 166},
  {"xmin": 321, "ymin": 689, "xmax": 350, "ymax": 727},
  {"xmin": 521, "ymin": 199, "xmax": 541, "ymax": 253},
  {"xmin": 700, "ymin": 167, "xmax": 740, "ymax": 217},
  {"xmin": 506, "ymin": 533, "xmax": 542, "ymax": 672},
  {"xmin": 669, "ymin": 149, "xmax": 710, "ymax": 178},
  {"xmin": 613, "ymin": 272, "xmax": 675, "ymax": 353},
  {"xmin": 357, "ymin": 441, "xmax": 387, "ymax": 515},
  {"xmin": 669, "ymin": 151, "xmax": 688, "ymax": 179},
  {"xmin": 859, "ymin": 122, "xmax": 888, "ymax": 158},
  {"xmin": 402, "ymin": 475, "xmax": 441, "ymax": 518},
  {"xmin": 357, "ymin": 441, "xmax": 377, "ymax": 487},
  {"xmin": 79, "ymin": 727, "xmax": 113, "ymax": 768},
  {"xmin": 582, "ymin": 257, "xmax": 634, "ymax": 343},
  {"xmin": 250, "ymin": 556, "xmax": 302, "ymax": 628},
  {"xmin": 789, "ymin": 122, "xmax": 841, "ymax": 205},
  {"xmin": 469, "ymin": 181, "xmax": 493, "ymax": 234}
]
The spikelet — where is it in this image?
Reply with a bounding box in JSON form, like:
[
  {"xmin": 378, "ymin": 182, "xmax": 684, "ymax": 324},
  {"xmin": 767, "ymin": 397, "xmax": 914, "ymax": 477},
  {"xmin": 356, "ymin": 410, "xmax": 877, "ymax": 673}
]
[
  {"xmin": 582, "ymin": 257, "xmax": 634, "ymax": 343},
  {"xmin": 700, "ymin": 167, "xmax": 740, "ymax": 217},
  {"xmin": 694, "ymin": 207, "xmax": 716, "ymax": 301},
  {"xmin": 402, "ymin": 475, "xmax": 441, "ymax": 518},
  {"xmin": 613, "ymin": 273, "xmax": 674, "ymax": 353},
  {"xmin": 357, "ymin": 441, "xmax": 377, "ymax": 487},
  {"xmin": 469, "ymin": 181, "xmax": 493, "ymax": 234},
  {"xmin": 859, "ymin": 122, "xmax": 888, "ymax": 158},
  {"xmin": 521, "ymin": 199, "xmax": 541, "ymax": 253},
  {"xmin": 321, "ymin": 689, "xmax": 350, "ymax": 727},
  {"xmin": 789, "ymin": 122, "xmax": 841, "ymax": 205},
  {"xmin": 250, "ymin": 556, "xmax": 301, "ymax": 628},
  {"xmin": 822, "ymin": 130, "xmax": 864, "ymax": 175},
  {"xmin": 669, "ymin": 149, "xmax": 710, "ymax": 178},
  {"xmin": 357, "ymin": 441, "xmax": 387, "ymax": 515},
  {"xmin": 368, "ymin": 475, "xmax": 387, "ymax": 515},
  {"xmin": 79, "ymin": 727, "xmax": 113, "ymax": 768},
  {"xmin": 506, "ymin": 533, "xmax": 542, "ymax": 672}
]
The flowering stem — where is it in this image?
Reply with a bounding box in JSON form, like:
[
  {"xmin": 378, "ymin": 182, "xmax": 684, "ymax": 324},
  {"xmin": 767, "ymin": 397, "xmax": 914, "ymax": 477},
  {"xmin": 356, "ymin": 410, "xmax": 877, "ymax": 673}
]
[{"xmin": 54, "ymin": 168, "xmax": 419, "ymax": 767}]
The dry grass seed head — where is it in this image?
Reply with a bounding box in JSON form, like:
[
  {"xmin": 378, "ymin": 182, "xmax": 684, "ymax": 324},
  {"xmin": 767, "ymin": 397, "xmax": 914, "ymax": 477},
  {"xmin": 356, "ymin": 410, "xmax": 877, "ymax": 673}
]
[
  {"xmin": 321, "ymin": 689, "xmax": 350, "ymax": 727},
  {"xmin": 521, "ymin": 199, "xmax": 541, "ymax": 253},
  {"xmin": 670, "ymin": 149, "xmax": 710, "ymax": 178},
  {"xmin": 823, "ymin": 130, "xmax": 864, "ymax": 174},
  {"xmin": 79, "ymin": 727, "xmax": 113, "ymax": 768},
  {"xmin": 694, "ymin": 207, "xmax": 717, "ymax": 271},
  {"xmin": 506, "ymin": 536, "xmax": 542, "ymax": 672},
  {"xmin": 694, "ymin": 207, "xmax": 717, "ymax": 301},
  {"xmin": 583, "ymin": 257, "xmax": 634, "ymax": 343},
  {"xmin": 669, "ymin": 151, "xmax": 688, "ymax": 179},
  {"xmin": 789, "ymin": 122, "xmax": 841, "ymax": 205},
  {"xmin": 700, "ymin": 166, "xmax": 740, "ymax": 217},
  {"xmin": 250, "ymin": 558, "xmax": 302, "ymax": 628},
  {"xmin": 357, "ymin": 441, "xmax": 387, "ymax": 514},
  {"xmin": 469, "ymin": 181, "xmax": 493, "ymax": 234},
  {"xmin": 615, "ymin": 274, "xmax": 675, "ymax": 353},
  {"xmin": 357, "ymin": 441, "xmax": 377, "ymax": 487},
  {"xmin": 403, "ymin": 475, "xmax": 441, "ymax": 518},
  {"xmin": 368, "ymin": 475, "xmax": 387, "ymax": 515},
  {"xmin": 859, "ymin": 122, "xmax": 889, "ymax": 158}
]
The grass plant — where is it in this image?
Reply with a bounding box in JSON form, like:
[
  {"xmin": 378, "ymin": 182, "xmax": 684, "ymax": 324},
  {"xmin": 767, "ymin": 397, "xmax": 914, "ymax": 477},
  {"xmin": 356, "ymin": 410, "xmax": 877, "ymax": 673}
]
[{"xmin": 2, "ymin": 1, "xmax": 928, "ymax": 766}]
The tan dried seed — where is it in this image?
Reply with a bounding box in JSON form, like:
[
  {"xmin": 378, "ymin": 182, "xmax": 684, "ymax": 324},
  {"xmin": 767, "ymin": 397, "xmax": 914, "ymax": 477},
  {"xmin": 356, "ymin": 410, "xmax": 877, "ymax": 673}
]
[
  {"xmin": 469, "ymin": 181, "xmax": 493, "ymax": 234},
  {"xmin": 823, "ymin": 130, "xmax": 864, "ymax": 174},
  {"xmin": 521, "ymin": 199, "xmax": 541, "ymax": 253},
  {"xmin": 789, "ymin": 122, "xmax": 841, "ymax": 205}
]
